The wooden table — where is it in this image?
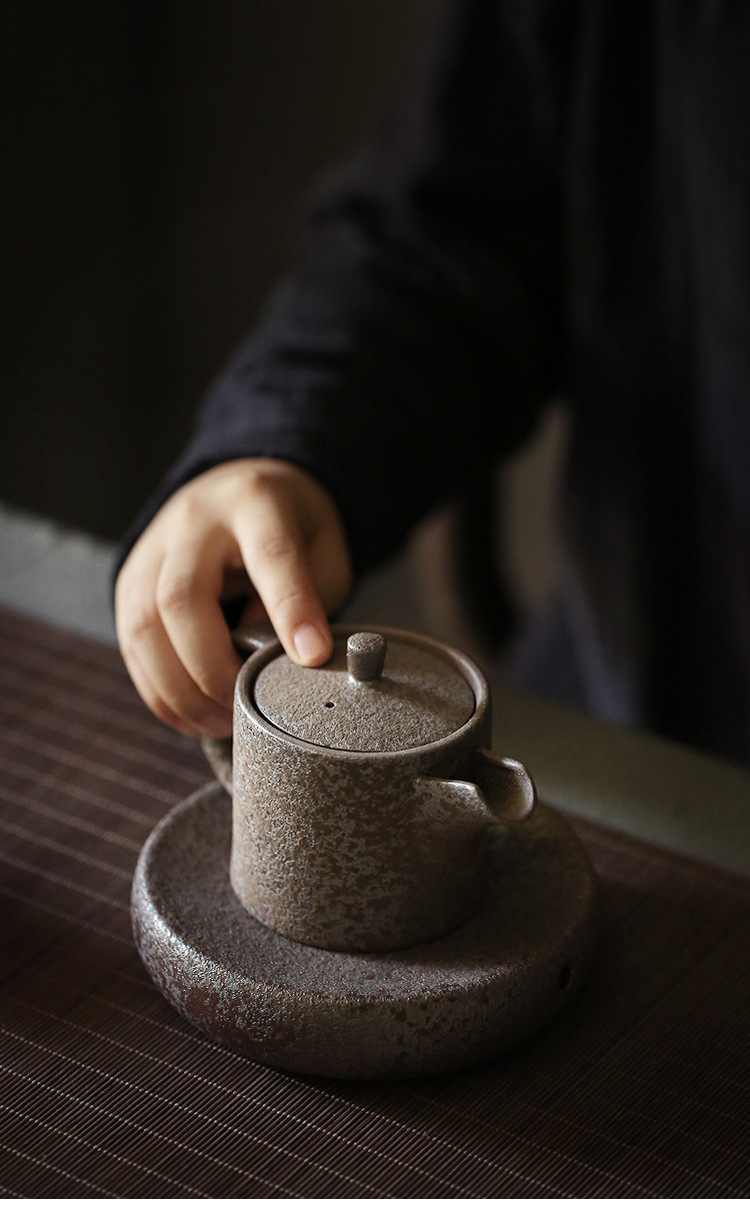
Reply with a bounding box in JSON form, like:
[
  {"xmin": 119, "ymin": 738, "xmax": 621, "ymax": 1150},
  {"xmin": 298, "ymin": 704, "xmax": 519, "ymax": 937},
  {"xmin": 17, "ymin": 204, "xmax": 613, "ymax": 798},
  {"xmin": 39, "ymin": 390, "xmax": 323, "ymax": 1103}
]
[{"xmin": 1, "ymin": 606, "xmax": 749, "ymax": 1197}]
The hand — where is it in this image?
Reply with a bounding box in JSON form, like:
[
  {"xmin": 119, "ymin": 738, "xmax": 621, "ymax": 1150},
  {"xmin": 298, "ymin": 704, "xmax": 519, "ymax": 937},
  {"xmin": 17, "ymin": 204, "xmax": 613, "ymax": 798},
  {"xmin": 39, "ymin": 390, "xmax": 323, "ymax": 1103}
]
[{"xmin": 115, "ymin": 459, "xmax": 353, "ymax": 737}]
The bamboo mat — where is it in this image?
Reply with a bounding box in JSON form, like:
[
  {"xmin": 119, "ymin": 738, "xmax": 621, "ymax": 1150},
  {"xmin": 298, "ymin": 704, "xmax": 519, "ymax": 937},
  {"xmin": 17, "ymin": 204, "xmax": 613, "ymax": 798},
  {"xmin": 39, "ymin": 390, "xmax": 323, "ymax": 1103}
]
[{"xmin": 1, "ymin": 605, "xmax": 749, "ymax": 1198}]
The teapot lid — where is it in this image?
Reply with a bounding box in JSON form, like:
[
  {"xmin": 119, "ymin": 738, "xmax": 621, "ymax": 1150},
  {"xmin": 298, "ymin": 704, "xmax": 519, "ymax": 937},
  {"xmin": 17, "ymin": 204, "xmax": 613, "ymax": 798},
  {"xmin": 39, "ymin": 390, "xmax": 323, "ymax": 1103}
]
[{"xmin": 253, "ymin": 631, "xmax": 474, "ymax": 752}]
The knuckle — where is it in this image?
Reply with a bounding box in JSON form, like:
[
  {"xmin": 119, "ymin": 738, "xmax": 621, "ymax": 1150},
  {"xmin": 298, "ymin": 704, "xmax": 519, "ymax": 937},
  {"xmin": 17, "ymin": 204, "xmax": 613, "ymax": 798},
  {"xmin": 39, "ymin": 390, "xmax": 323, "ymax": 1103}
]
[
  {"xmin": 156, "ymin": 570, "xmax": 199, "ymax": 617},
  {"xmin": 257, "ymin": 533, "xmax": 296, "ymax": 565},
  {"xmin": 173, "ymin": 492, "xmax": 207, "ymax": 529},
  {"xmin": 269, "ymin": 585, "xmax": 310, "ymax": 621},
  {"xmin": 245, "ymin": 465, "xmax": 281, "ymax": 497},
  {"xmin": 118, "ymin": 602, "xmax": 160, "ymax": 649}
]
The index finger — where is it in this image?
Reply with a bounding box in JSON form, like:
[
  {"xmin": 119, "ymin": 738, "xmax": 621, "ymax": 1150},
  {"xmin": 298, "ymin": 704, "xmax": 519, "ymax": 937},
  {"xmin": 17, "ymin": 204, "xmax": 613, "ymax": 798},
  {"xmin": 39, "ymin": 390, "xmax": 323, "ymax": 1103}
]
[{"xmin": 233, "ymin": 495, "xmax": 333, "ymax": 666}]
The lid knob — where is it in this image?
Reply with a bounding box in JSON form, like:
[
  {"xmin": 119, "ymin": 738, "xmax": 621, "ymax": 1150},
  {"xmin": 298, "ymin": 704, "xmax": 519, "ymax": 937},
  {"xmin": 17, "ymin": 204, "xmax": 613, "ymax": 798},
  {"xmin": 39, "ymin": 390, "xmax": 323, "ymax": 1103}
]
[{"xmin": 347, "ymin": 632, "xmax": 387, "ymax": 682}]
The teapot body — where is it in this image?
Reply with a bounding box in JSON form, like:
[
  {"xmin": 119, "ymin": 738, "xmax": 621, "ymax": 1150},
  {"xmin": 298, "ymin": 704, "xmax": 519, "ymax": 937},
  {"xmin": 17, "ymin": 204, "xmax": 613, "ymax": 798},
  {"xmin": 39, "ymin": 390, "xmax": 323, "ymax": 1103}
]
[{"xmin": 231, "ymin": 643, "xmax": 493, "ymax": 951}]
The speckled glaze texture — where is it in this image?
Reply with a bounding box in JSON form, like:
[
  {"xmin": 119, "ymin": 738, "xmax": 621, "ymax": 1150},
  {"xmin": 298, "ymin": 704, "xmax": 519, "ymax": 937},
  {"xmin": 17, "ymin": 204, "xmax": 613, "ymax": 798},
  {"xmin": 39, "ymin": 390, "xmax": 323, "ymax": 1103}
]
[
  {"xmin": 131, "ymin": 784, "xmax": 599, "ymax": 1080},
  {"xmin": 254, "ymin": 635, "xmax": 475, "ymax": 750},
  {"xmin": 206, "ymin": 625, "xmax": 535, "ymax": 952}
]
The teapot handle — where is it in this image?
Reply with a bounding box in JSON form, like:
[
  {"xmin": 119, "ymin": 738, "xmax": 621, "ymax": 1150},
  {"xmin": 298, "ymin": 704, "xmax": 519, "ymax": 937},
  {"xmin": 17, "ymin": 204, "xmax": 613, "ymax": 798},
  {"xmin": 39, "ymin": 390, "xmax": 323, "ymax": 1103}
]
[
  {"xmin": 200, "ymin": 625, "xmax": 277, "ymax": 794},
  {"xmin": 416, "ymin": 749, "xmax": 536, "ymax": 825}
]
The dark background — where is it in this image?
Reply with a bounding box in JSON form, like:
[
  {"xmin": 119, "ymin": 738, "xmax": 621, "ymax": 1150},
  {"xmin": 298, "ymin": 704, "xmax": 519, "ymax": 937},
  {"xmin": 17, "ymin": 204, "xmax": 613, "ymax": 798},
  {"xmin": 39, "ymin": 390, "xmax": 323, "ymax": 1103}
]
[{"xmin": 1, "ymin": 1, "xmax": 429, "ymax": 540}]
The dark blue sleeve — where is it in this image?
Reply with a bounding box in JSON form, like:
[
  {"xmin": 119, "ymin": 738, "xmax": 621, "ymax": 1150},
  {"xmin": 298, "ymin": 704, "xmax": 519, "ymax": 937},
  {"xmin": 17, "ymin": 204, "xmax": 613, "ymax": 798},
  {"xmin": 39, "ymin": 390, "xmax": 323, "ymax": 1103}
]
[{"xmin": 120, "ymin": 0, "xmax": 569, "ymax": 576}]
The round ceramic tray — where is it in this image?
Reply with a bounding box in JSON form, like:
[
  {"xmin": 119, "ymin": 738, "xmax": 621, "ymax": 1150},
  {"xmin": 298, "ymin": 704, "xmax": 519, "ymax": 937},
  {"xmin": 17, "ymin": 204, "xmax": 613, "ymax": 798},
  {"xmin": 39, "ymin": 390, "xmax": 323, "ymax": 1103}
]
[{"xmin": 131, "ymin": 783, "xmax": 598, "ymax": 1079}]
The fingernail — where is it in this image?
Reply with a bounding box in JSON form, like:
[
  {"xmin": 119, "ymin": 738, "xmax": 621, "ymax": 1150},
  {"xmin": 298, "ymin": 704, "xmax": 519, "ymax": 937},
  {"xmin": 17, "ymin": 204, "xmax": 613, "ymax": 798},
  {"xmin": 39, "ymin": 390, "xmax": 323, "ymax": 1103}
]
[{"xmin": 292, "ymin": 623, "xmax": 329, "ymax": 664}]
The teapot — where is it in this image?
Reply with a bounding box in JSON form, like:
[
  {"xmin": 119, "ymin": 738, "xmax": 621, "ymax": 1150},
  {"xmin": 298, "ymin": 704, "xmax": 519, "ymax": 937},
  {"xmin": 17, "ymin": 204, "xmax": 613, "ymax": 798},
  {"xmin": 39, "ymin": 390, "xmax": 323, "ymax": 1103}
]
[{"xmin": 203, "ymin": 623, "xmax": 536, "ymax": 952}]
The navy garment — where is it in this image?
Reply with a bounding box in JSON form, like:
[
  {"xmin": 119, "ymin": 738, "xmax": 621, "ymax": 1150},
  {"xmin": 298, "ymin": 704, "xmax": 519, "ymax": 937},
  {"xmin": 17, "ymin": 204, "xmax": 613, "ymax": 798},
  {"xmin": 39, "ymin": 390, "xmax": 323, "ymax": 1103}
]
[{"xmin": 123, "ymin": 0, "xmax": 750, "ymax": 764}]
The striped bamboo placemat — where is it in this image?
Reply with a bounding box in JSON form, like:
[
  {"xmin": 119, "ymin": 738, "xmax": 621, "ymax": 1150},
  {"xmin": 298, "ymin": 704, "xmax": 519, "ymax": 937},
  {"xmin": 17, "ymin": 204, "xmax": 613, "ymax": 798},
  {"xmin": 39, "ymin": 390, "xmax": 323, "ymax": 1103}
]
[{"xmin": 1, "ymin": 606, "xmax": 748, "ymax": 1197}]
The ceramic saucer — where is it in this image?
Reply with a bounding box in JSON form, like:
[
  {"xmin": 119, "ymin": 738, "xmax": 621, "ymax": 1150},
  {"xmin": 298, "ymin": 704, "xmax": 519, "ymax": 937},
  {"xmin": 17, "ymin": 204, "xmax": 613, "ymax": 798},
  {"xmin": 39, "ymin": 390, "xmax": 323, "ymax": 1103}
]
[{"xmin": 132, "ymin": 782, "xmax": 598, "ymax": 1079}]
